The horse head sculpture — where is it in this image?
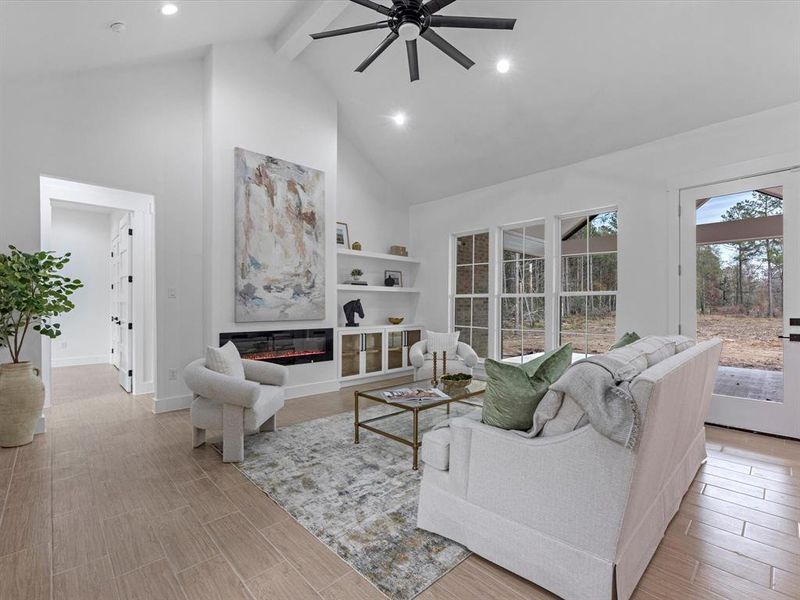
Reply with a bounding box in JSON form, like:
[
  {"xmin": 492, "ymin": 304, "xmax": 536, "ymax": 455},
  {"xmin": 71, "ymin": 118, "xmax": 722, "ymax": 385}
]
[{"xmin": 343, "ymin": 299, "xmax": 364, "ymax": 327}]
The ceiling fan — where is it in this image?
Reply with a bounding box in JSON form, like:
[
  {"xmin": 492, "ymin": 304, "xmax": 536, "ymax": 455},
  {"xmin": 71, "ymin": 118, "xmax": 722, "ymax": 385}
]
[{"xmin": 309, "ymin": 0, "xmax": 517, "ymax": 82}]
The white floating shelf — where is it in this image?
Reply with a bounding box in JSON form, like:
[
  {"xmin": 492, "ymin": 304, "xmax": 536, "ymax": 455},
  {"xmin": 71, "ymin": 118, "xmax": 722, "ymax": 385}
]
[
  {"xmin": 337, "ymin": 284, "xmax": 421, "ymax": 294},
  {"xmin": 337, "ymin": 248, "xmax": 420, "ymax": 264}
]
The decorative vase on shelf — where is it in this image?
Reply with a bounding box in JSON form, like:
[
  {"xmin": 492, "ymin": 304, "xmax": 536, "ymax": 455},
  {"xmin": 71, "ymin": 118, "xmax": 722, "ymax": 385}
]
[{"xmin": 384, "ymin": 276, "xmax": 395, "ymax": 287}]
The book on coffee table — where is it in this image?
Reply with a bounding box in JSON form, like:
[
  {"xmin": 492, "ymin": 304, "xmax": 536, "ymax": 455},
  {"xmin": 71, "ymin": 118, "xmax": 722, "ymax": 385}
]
[{"xmin": 382, "ymin": 387, "xmax": 450, "ymax": 404}]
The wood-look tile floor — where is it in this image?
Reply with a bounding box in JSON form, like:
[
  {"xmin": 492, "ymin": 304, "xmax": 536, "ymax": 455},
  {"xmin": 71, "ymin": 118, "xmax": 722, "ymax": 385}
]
[{"xmin": 1, "ymin": 364, "xmax": 798, "ymax": 600}]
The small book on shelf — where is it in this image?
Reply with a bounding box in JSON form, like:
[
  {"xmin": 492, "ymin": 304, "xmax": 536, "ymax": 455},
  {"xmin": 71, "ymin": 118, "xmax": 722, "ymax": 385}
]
[{"xmin": 344, "ymin": 280, "xmax": 368, "ymax": 286}]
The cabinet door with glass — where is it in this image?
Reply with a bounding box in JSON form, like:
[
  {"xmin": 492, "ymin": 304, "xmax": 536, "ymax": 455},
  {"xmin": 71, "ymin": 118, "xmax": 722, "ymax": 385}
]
[
  {"xmin": 340, "ymin": 332, "xmax": 362, "ymax": 378},
  {"xmin": 339, "ymin": 330, "xmax": 385, "ymax": 379},
  {"xmin": 385, "ymin": 328, "xmax": 422, "ymax": 372},
  {"xmin": 386, "ymin": 330, "xmax": 405, "ymax": 371},
  {"xmin": 363, "ymin": 331, "xmax": 383, "ymax": 374}
]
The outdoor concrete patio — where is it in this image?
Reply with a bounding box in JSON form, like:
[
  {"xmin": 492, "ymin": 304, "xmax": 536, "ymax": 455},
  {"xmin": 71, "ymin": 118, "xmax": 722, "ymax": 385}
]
[{"xmin": 713, "ymin": 366, "xmax": 784, "ymax": 402}]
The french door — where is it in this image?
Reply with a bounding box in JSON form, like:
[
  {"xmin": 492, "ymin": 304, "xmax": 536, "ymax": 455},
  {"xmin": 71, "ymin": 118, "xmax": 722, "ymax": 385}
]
[{"xmin": 679, "ymin": 170, "xmax": 800, "ymax": 438}]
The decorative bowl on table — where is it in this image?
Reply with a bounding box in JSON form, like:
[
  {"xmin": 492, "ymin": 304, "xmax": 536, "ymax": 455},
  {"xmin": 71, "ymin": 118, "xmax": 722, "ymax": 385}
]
[
  {"xmin": 440, "ymin": 373, "xmax": 473, "ymax": 395},
  {"xmin": 387, "ymin": 317, "xmax": 404, "ymax": 325}
]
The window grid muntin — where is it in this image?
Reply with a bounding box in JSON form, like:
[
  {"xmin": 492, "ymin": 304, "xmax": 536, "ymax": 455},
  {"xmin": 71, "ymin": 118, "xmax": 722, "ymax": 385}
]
[
  {"xmin": 453, "ymin": 231, "xmax": 490, "ymax": 358},
  {"xmin": 558, "ymin": 211, "xmax": 618, "ymax": 357},
  {"xmin": 499, "ymin": 221, "xmax": 546, "ymax": 363}
]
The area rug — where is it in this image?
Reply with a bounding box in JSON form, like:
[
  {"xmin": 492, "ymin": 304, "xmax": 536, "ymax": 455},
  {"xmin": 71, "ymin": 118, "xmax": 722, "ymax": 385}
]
[{"xmin": 232, "ymin": 402, "xmax": 478, "ymax": 600}]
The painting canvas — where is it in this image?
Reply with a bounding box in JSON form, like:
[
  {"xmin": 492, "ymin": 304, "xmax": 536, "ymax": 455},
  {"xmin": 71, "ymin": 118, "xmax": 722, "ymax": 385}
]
[{"xmin": 235, "ymin": 147, "xmax": 325, "ymax": 322}]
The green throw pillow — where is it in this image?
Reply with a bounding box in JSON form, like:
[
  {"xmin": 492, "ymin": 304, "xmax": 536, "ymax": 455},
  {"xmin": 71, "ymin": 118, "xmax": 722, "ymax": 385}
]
[
  {"xmin": 482, "ymin": 344, "xmax": 573, "ymax": 431},
  {"xmin": 609, "ymin": 331, "xmax": 641, "ymax": 350}
]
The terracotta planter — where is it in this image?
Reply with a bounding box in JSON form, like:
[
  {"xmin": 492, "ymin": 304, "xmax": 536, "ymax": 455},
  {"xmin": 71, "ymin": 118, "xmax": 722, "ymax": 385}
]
[{"xmin": 0, "ymin": 362, "xmax": 45, "ymax": 447}]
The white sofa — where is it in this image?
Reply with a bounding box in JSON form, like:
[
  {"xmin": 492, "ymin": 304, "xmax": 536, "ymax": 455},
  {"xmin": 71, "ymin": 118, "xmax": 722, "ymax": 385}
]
[
  {"xmin": 183, "ymin": 358, "xmax": 287, "ymax": 462},
  {"xmin": 416, "ymin": 338, "xmax": 722, "ymax": 600},
  {"xmin": 409, "ymin": 340, "xmax": 478, "ymax": 381}
]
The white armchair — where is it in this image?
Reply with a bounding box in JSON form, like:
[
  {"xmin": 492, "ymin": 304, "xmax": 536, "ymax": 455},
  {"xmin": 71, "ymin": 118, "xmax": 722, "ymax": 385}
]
[
  {"xmin": 183, "ymin": 358, "xmax": 288, "ymax": 462},
  {"xmin": 409, "ymin": 340, "xmax": 478, "ymax": 381}
]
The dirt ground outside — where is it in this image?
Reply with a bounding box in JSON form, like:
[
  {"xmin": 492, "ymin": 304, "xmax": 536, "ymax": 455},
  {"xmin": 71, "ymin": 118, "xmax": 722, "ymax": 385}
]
[{"xmin": 697, "ymin": 314, "xmax": 783, "ymax": 371}]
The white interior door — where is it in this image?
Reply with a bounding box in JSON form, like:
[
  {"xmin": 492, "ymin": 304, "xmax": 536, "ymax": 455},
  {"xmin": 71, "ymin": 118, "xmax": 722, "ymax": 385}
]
[
  {"xmin": 679, "ymin": 170, "xmax": 800, "ymax": 438},
  {"xmin": 110, "ymin": 231, "xmax": 121, "ymax": 369},
  {"xmin": 117, "ymin": 213, "xmax": 133, "ymax": 392}
]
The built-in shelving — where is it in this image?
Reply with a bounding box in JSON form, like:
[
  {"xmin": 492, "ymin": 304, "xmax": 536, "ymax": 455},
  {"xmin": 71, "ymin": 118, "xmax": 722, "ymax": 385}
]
[
  {"xmin": 337, "ymin": 248, "xmax": 420, "ymax": 264},
  {"xmin": 336, "ymin": 284, "xmax": 420, "ymax": 294}
]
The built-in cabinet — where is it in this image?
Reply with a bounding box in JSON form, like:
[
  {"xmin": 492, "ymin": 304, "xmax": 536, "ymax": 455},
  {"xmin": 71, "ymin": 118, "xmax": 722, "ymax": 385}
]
[{"xmin": 338, "ymin": 325, "xmax": 422, "ymax": 381}]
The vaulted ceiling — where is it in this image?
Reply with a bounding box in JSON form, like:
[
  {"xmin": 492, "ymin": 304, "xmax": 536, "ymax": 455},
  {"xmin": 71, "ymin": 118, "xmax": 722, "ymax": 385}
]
[{"xmin": 2, "ymin": 0, "xmax": 799, "ymax": 204}]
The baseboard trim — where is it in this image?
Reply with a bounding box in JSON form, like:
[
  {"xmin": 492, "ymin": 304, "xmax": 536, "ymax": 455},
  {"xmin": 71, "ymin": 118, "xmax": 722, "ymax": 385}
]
[
  {"xmin": 285, "ymin": 379, "xmax": 340, "ymax": 399},
  {"xmin": 52, "ymin": 356, "xmax": 108, "ymax": 368},
  {"xmin": 34, "ymin": 414, "xmax": 46, "ymax": 435},
  {"xmin": 152, "ymin": 394, "xmax": 193, "ymax": 414}
]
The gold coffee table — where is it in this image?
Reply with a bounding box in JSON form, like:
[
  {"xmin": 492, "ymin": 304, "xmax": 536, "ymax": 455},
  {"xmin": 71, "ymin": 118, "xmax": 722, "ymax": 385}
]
[{"xmin": 354, "ymin": 380, "xmax": 486, "ymax": 470}]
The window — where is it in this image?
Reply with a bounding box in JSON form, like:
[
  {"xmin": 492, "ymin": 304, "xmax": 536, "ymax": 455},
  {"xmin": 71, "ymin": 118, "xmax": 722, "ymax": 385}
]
[
  {"xmin": 453, "ymin": 232, "xmax": 489, "ymax": 357},
  {"xmin": 499, "ymin": 222, "xmax": 545, "ymax": 363},
  {"xmin": 559, "ymin": 211, "xmax": 618, "ymax": 357}
]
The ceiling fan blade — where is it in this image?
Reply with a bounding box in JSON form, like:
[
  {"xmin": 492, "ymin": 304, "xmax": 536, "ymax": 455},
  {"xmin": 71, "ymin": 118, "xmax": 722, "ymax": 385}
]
[
  {"xmin": 355, "ymin": 31, "xmax": 400, "ymax": 72},
  {"xmin": 310, "ymin": 21, "xmax": 390, "ymax": 40},
  {"xmin": 422, "ymin": 0, "xmax": 456, "ymax": 14},
  {"xmin": 349, "ymin": 0, "xmax": 392, "ymax": 16},
  {"xmin": 406, "ymin": 39, "xmax": 420, "ymax": 82},
  {"xmin": 429, "ymin": 15, "xmax": 516, "ymax": 30},
  {"xmin": 420, "ymin": 28, "xmax": 474, "ymax": 69}
]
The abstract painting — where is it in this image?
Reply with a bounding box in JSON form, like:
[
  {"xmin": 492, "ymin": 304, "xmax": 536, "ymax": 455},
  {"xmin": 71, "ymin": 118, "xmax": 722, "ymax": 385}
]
[{"xmin": 235, "ymin": 147, "xmax": 325, "ymax": 322}]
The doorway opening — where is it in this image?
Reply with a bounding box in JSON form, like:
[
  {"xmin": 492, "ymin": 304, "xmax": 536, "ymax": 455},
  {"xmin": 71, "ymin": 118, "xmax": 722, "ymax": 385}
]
[{"xmin": 39, "ymin": 177, "xmax": 156, "ymax": 409}]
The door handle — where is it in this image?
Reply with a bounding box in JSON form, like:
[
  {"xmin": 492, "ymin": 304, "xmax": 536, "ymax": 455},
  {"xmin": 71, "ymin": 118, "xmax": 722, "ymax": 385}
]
[{"xmin": 778, "ymin": 334, "xmax": 800, "ymax": 342}]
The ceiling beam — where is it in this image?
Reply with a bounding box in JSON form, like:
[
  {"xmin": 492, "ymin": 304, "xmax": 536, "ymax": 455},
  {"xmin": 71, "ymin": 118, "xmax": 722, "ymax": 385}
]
[{"xmin": 274, "ymin": 0, "xmax": 350, "ymax": 61}]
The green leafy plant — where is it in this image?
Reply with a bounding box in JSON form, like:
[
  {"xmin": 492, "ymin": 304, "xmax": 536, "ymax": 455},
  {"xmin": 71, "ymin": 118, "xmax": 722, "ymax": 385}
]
[
  {"xmin": 0, "ymin": 245, "xmax": 83, "ymax": 363},
  {"xmin": 351, "ymin": 268, "xmax": 363, "ymax": 278},
  {"xmin": 441, "ymin": 373, "xmax": 472, "ymax": 381}
]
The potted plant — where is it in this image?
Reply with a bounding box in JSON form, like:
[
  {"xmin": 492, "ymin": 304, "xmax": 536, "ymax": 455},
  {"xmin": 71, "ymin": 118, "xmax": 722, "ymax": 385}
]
[
  {"xmin": 0, "ymin": 246, "xmax": 82, "ymax": 447},
  {"xmin": 350, "ymin": 268, "xmax": 363, "ymax": 282},
  {"xmin": 440, "ymin": 372, "xmax": 473, "ymax": 395}
]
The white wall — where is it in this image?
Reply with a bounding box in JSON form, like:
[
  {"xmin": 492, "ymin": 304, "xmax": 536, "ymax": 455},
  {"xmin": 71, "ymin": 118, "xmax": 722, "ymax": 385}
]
[
  {"xmin": 0, "ymin": 59, "xmax": 205, "ymax": 406},
  {"xmin": 410, "ymin": 103, "xmax": 800, "ymax": 347},
  {"xmin": 336, "ymin": 132, "xmax": 417, "ymax": 327},
  {"xmin": 204, "ymin": 40, "xmax": 340, "ymax": 396},
  {"xmin": 49, "ymin": 206, "xmax": 111, "ymax": 367},
  {"xmin": 337, "ymin": 133, "xmax": 409, "ymax": 253}
]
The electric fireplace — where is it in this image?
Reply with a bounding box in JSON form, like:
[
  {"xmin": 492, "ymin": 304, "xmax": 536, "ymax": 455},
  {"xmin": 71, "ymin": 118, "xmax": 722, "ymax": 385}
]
[{"xmin": 219, "ymin": 329, "xmax": 333, "ymax": 366}]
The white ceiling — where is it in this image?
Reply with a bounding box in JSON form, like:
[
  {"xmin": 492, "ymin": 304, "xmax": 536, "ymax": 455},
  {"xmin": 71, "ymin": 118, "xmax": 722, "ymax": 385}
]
[
  {"xmin": 301, "ymin": 0, "xmax": 800, "ymax": 202},
  {"xmin": 2, "ymin": 1, "xmax": 799, "ymax": 204},
  {"xmin": 0, "ymin": 0, "xmax": 297, "ymax": 80}
]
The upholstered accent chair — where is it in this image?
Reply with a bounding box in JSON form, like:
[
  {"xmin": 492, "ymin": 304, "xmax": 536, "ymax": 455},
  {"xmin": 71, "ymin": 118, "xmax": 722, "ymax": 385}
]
[
  {"xmin": 409, "ymin": 339, "xmax": 479, "ymax": 381},
  {"xmin": 183, "ymin": 358, "xmax": 288, "ymax": 462}
]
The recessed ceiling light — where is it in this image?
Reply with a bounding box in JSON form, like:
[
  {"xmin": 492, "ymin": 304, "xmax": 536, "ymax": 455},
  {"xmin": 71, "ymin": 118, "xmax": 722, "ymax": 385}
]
[
  {"xmin": 496, "ymin": 58, "xmax": 511, "ymax": 74},
  {"xmin": 161, "ymin": 3, "xmax": 179, "ymax": 16},
  {"xmin": 392, "ymin": 112, "xmax": 407, "ymax": 126}
]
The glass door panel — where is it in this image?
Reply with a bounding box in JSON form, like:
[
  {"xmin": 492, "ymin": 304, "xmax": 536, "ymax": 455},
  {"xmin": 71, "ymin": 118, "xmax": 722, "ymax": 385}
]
[
  {"xmin": 694, "ymin": 188, "xmax": 784, "ymax": 402},
  {"xmin": 340, "ymin": 333, "xmax": 361, "ymax": 377},
  {"xmin": 387, "ymin": 331, "xmax": 403, "ymax": 370},
  {"xmin": 680, "ymin": 170, "xmax": 799, "ymax": 438},
  {"xmin": 364, "ymin": 332, "xmax": 383, "ymax": 374}
]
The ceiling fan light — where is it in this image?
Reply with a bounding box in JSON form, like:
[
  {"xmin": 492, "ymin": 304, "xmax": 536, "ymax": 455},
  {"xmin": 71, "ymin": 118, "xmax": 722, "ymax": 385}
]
[{"xmin": 398, "ymin": 22, "xmax": 420, "ymax": 42}]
